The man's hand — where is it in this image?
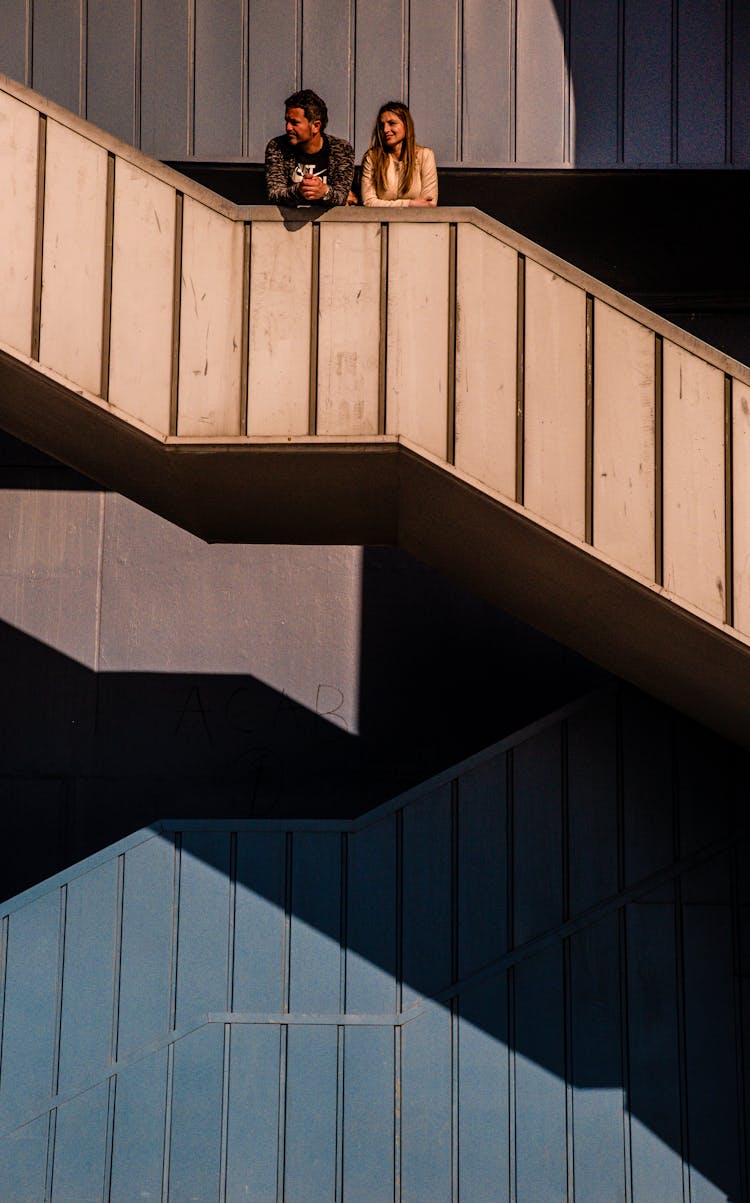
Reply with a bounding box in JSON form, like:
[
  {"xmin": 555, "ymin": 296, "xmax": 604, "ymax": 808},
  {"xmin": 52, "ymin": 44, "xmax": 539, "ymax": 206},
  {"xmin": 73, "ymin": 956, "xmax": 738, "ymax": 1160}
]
[{"xmin": 298, "ymin": 174, "xmax": 329, "ymax": 201}]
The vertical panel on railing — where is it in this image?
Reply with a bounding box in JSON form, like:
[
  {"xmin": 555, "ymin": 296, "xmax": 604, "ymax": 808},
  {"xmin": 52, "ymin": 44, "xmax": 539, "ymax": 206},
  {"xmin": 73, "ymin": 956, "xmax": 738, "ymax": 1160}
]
[
  {"xmin": 57, "ymin": 861, "xmax": 118, "ymax": 1096},
  {"xmin": 177, "ymin": 197, "xmax": 243, "ymax": 436},
  {"xmin": 316, "ymin": 222, "xmax": 381, "ymax": 435},
  {"xmin": 454, "ymin": 225, "xmax": 517, "ymax": 497},
  {"xmin": 462, "ymin": 0, "xmax": 513, "ymax": 163},
  {"xmin": 109, "ymin": 160, "xmax": 175, "ymax": 433},
  {"xmin": 0, "ymin": 92, "xmax": 38, "ymax": 356},
  {"xmin": 284, "ymin": 1025, "xmax": 339, "ymax": 1201},
  {"xmin": 515, "ymin": 0, "xmax": 567, "ymax": 163},
  {"xmin": 168, "ymin": 1025, "xmax": 224, "ymax": 1201},
  {"xmin": 662, "ymin": 342, "xmax": 725, "ymax": 619},
  {"xmin": 524, "ymin": 260, "xmax": 587, "ymax": 539},
  {"xmin": 401, "ymin": 1004, "xmax": 452, "ymax": 1203},
  {"xmin": 234, "ymin": 833, "xmax": 287, "ymax": 1012},
  {"xmin": 732, "ymin": 378, "xmax": 750, "ymax": 635},
  {"xmin": 248, "ymin": 221, "xmax": 313, "ymax": 435},
  {"xmin": 0, "ymin": 1114, "xmax": 49, "ymax": 1202},
  {"xmin": 39, "ymin": 121, "xmax": 107, "ymax": 395},
  {"xmin": 288, "ymin": 833, "xmax": 341, "ymax": 1014},
  {"xmin": 677, "ymin": 0, "xmax": 727, "ymax": 164},
  {"xmin": 593, "ymin": 302, "xmax": 656, "ymax": 578},
  {"xmin": 342, "ymin": 1026, "xmax": 394, "ymax": 1202},
  {"xmin": 346, "ymin": 815, "xmax": 397, "ymax": 1014},
  {"xmin": 117, "ymin": 836, "xmax": 174, "ymax": 1060},
  {"xmin": 386, "ymin": 223, "xmax": 450, "ymax": 458},
  {"xmin": 458, "ymin": 976, "xmax": 509, "ymax": 1199}
]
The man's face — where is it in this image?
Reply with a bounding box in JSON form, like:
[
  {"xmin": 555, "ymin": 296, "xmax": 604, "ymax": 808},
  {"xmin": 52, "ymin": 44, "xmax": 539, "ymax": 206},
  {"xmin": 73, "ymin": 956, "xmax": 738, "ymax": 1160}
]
[{"xmin": 285, "ymin": 107, "xmax": 321, "ymax": 150}]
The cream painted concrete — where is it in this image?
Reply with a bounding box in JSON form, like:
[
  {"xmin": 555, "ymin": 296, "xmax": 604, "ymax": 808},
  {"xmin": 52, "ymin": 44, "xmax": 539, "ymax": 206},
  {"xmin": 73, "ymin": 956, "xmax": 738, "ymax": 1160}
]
[
  {"xmin": 317, "ymin": 222, "xmax": 381, "ymax": 435},
  {"xmin": 386, "ymin": 223, "xmax": 450, "ymax": 458},
  {"xmin": 178, "ymin": 198, "xmax": 244, "ymax": 436},
  {"xmin": 593, "ymin": 303, "xmax": 655, "ymax": 579},
  {"xmin": 524, "ymin": 260, "xmax": 587, "ymax": 539},
  {"xmin": 663, "ymin": 343, "xmax": 726, "ymax": 620},
  {"xmin": 109, "ymin": 160, "xmax": 176, "ymax": 432},
  {"xmin": 454, "ymin": 225, "xmax": 517, "ymax": 499},
  {"xmin": 39, "ymin": 120, "xmax": 108, "ymax": 395},
  {"xmin": 0, "ymin": 92, "xmax": 38, "ymax": 357},
  {"xmin": 248, "ymin": 222, "xmax": 312, "ymax": 436}
]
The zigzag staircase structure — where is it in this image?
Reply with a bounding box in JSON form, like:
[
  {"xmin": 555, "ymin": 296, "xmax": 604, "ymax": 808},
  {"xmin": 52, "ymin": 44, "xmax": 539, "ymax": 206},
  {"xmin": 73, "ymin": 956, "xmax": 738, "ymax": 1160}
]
[{"xmin": 0, "ymin": 75, "xmax": 750, "ymax": 751}]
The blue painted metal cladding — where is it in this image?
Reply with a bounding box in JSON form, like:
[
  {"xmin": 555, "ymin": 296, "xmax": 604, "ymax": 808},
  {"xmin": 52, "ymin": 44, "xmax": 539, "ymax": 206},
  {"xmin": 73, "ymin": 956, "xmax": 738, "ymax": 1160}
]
[{"xmin": 0, "ymin": 684, "xmax": 746, "ymax": 1201}]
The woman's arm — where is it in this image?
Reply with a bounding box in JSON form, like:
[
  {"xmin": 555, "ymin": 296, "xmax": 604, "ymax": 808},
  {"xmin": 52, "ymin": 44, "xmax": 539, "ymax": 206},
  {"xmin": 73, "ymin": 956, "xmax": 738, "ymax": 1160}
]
[
  {"xmin": 360, "ymin": 151, "xmax": 411, "ymax": 206},
  {"xmin": 419, "ymin": 147, "xmax": 438, "ymax": 206}
]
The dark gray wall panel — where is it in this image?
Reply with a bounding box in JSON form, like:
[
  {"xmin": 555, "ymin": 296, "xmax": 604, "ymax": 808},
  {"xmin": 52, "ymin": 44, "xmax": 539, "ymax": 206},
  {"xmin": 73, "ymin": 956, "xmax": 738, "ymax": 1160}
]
[
  {"xmin": 516, "ymin": 0, "xmax": 566, "ymax": 163},
  {"xmin": 567, "ymin": 696, "xmax": 618, "ymax": 914},
  {"xmin": 623, "ymin": 0, "xmax": 673, "ymax": 163},
  {"xmin": 302, "ymin": 0, "xmax": 352, "ymax": 145},
  {"xmin": 678, "ymin": 0, "xmax": 727, "ymax": 163},
  {"xmin": 513, "ymin": 723, "xmax": 562, "ymax": 943},
  {"xmin": 109, "ymin": 1052, "xmax": 168, "ymax": 1201},
  {"xmin": 0, "ymin": 1115, "xmax": 48, "ymax": 1202},
  {"xmin": 353, "ymin": 0, "xmax": 406, "ymax": 157},
  {"xmin": 175, "ymin": 831, "xmax": 231, "ymax": 1023},
  {"xmin": 51, "ymin": 1082, "xmax": 110, "ymax": 1202},
  {"xmin": 284, "ymin": 1025, "xmax": 338, "ymax": 1201},
  {"xmin": 570, "ymin": 0, "xmax": 619, "ymax": 165},
  {"xmin": 140, "ymin": 0, "xmax": 189, "ymax": 157},
  {"xmin": 195, "ymin": 0, "xmax": 244, "ymax": 158},
  {"xmin": 0, "ymin": 0, "xmax": 27, "ymax": 85},
  {"xmin": 732, "ymin": 3, "xmax": 750, "ymax": 164},
  {"xmin": 462, "ymin": 0, "xmax": 513, "ymax": 163},
  {"xmin": 31, "ymin": 0, "xmax": 80, "ymax": 113},
  {"xmin": 342, "ymin": 1026, "xmax": 394, "ymax": 1203},
  {"xmin": 247, "ymin": 0, "xmax": 298, "ymax": 161},
  {"xmin": 408, "ymin": 0, "xmax": 460, "ymax": 161},
  {"xmin": 226, "ymin": 1025, "xmax": 280, "ymax": 1201},
  {"xmin": 86, "ymin": 0, "xmax": 136, "ymax": 143},
  {"xmin": 168, "ymin": 1025, "xmax": 224, "ymax": 1201},
  {"xmin": 234, "ymin": 833, "xmax": 286, "ymax": 1011}
]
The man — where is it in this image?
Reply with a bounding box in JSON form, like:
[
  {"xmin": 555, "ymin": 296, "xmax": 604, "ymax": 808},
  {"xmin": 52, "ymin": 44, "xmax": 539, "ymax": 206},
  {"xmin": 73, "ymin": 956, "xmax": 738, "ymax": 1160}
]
[{"xmin": 265, "ymin": 90, "xmax": 354, "ymax": 207}]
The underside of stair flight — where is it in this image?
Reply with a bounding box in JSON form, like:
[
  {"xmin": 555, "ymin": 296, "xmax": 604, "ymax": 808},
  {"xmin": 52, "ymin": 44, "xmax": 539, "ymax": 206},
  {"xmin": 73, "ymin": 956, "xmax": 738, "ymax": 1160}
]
[{"xmin": 1, "ymin": 73, "xmax": 750, "ymax": 747}]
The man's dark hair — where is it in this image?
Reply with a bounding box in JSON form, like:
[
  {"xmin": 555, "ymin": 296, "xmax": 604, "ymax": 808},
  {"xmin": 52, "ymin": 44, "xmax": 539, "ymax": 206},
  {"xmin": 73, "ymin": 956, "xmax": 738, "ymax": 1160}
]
[{"xmin": 284, "ymin": 89, "xmax": 328, "ymax": 131}]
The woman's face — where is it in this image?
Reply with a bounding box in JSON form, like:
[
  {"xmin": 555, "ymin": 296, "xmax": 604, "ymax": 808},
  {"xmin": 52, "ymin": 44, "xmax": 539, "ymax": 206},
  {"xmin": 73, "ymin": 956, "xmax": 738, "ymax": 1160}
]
[{"xmin": 379, "ymin": 111, "xmax": 406, "ymax": 155}]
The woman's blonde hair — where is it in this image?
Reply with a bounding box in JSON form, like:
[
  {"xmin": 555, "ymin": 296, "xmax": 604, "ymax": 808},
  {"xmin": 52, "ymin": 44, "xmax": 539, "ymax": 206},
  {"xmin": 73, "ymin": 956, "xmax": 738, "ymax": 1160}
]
[{"xmin": 368, "ymin": 101, "xmax": 417, "ymax": 197}]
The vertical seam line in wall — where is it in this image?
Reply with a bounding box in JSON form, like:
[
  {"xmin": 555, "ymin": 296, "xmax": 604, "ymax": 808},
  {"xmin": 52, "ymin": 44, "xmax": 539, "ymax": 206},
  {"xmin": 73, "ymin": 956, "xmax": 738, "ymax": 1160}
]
[
  {"xmin": 161, "ymin": 1041, "xmax": 175, "ymax": 1203},
  {"xmin": 241, "ymin": 223, "xmax": 251, "ymax": 434},
  {"xmin": 31, "ymin": 113, "xmax": 47, "ymax": 363},
  {"xmin": 133, "ymin": 0, "xmax": 143, "ymax": 149},
  {"xmin": 618, "ymin": 903, "xmax": 634, "ymax": 1203},
  {"xmin": 561, "ymin": 720, "xmax": 571, "ymax": 924},
  {"xmin": 563, "ymin": 933, "xmax": 575, "ymax": 1203},
  {"xmin": 93, "ymin": 490, "xmax": 106, "ymax": 690},
  {"xmin": 218, "ymin": 1022, "xmax": 231, "ymax": 1203},
  {"xmin": 349, "ymin": 0, "xmax": 356, "ymax": 148},
  {"xmin": 295, "ymin": 0, "xmax": 303, "ymax": 91},
  {"xmin": 335, "ymin": 1023, "xmax": 345, "ymax": 1203},
  {"xmin": 110, "ymin": 854, "xmax": 126, "ymax": 1065},
  {"xmin": 0, "ymin": 916, "xmax": 8, "ymax": 1093},
  {"xmin": 169, "ymin": 834, "xmax": 182, "ymax": 1031},
  {"xmin": 169, "ymin": 193, "xmax": 184, "ymax": 438},
  {"xmin": 276, "ymin": 1024, "xmax": 288, "ymax": 1203},
  {"xmin": 671, "ymin": 0, "xmax": 679, "ymax": 164},
  {"xmin": 44, "ymin": 1107, "xmax": 57, "ymax": 1203},
  {"xmin": 51, "ymin": 886, "xmax": 68, "ymax": 1100},
  {"xmin": 394, "ymin": 1023, "xmax": 402, "ymax": 1201},
  {"xmin": 335, "ymin": 831, "xmax": 347, "ymax": 1203},
  {"xmin": 187, "ymin": 0, "xmax": 196, "ymax": 158},
  {"xmin": 585, "ymin": 294, "xmax": 595, "ymax": 545},
  {"xmin": 654, "ymin": 335, "xmax": 664, "ymax": 586},
  {"xmin": 100, "ymin": 154, "xmax": 115, "ymax": 403},
  {"xmin": 725, "ymin": 374, "xmax": 734, "ymax": 627},
  {"xmin": 241, "ymin": 0, "xmax": 250, "ymax": 158},
  {"xmin": 447, "ymin": 224, "xmax": 457, "ymax": 464},
  {"xmin": 283, "ymin": 834, "xmax": 293, "ymax": 1017},
  {"xmin": 725, "ymin": 0, "xmax": 733, "ymax": 164},
  {"xmin": 227, "ymin": 833, "xmax": 238, "ymax": 1012},
  {"xmin": 671, "ymin": 723, "xmax": 691, "ymax": 1200},
  {"xmin": 308, "ymin": 223, "xmax": 320, "ymax": 435},
  {"xmin": 454, "ymin": 0, "xmax": 463, "ymax": 162},
  {"xmin": 102, "ymin": 1074, "xmax": 116, "ymax": 1200},
  {"xmin": 616, "ymin": 0, "xmax": 625, "ymax": 163},
  {"xmin": 515, "ymin": 254, "xmax": 525, "ymax": 506},
  {"xmin": 24, "ymin": 0, "xmax": 33, "ymax": 87},
  {"xmin": 506, "ymin": 749, "xmax": 516, "ymax": 1203},
  {"xmin": 450, "ymin": 778, "xmax": 460, "ymax": 1202},
  {"xmin": 339, "ymin": 832, "xmax": 348, "ymax": 1015},
  {"xmin": 378, "ymin": 224, "xmax": 389, "ymax": 435},
  {"xmin": 79, "ymin": 0, "xmax": 88, "ymax": 119},
  {"xmin": 563, "ymin": 0, "xmax": 571, "ymax": 164},
  {"xmin": 402, "ymin": 0, "xmax": 410, "ymax": 106},
  {"xmin": 509, "ymin": 0, "xmax": 518, "ymax": 163}
]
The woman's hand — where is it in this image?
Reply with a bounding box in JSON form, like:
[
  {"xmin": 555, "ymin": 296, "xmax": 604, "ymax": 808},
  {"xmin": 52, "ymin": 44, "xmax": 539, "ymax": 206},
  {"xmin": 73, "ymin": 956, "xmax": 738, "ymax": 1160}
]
[{"xmin": 408, "ymin": 196, "xmax": 433, "ymax": 207}]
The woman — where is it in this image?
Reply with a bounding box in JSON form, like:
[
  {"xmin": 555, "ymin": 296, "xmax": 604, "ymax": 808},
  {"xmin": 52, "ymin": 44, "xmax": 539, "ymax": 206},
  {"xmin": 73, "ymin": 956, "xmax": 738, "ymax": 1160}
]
[{"xmin": 360, "ymin": 102, "xmax": 437, "ymax": 207}]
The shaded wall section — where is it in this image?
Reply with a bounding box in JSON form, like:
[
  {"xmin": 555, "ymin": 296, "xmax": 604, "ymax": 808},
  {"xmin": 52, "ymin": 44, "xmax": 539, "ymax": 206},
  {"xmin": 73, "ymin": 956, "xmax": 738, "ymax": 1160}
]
[
  {"xmin": 0, "ymin": 0, "xmax": 747, "ymax": 165},
  {"xmin": 0, "ymin": 685, "xmax": 745, "ymax": 1200},
  {"xmin": 0, "ymin": 432, "xmax": 603, "ymax": 900}
]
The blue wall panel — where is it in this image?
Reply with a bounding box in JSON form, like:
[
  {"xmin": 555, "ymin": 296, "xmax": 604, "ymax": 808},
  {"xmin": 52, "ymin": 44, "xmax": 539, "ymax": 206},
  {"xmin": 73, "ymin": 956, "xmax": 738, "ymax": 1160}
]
[{"xmin": 0, "ymin": 686, "xmax": 744, "ymax": 1201}]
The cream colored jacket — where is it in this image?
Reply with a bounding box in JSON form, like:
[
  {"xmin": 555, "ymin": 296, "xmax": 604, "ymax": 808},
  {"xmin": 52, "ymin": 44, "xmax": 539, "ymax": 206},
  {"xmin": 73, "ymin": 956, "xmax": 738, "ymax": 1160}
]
[{"xmin": 361, "ymin": 146, "xmax": 438, "ymax": 206}]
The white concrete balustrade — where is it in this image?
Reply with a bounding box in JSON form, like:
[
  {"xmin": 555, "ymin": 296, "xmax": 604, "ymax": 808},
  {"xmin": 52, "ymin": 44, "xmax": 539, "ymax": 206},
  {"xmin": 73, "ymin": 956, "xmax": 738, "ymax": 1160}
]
[{"xmin": 1, "ymin": 73, "xmax": 750, "ymax": 654}]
